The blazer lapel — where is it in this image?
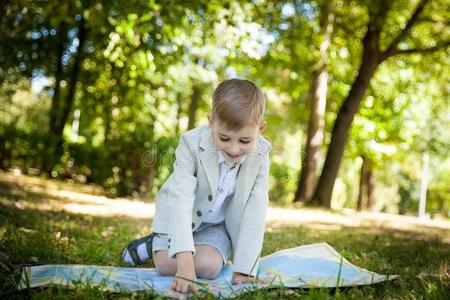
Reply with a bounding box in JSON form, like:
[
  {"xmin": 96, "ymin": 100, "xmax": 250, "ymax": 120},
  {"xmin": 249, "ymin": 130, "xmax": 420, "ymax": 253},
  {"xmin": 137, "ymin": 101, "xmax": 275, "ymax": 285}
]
[
  {"xmin": 232, "ymin": 134, "xmax": 271, "ymax": 216},
  {"xmin": 199, "ymin": 127, "xmax": 219, "ymax": 194},
  {"xmin": 233, "ymin": 150, "xmax": 263, "ymax": 216}
]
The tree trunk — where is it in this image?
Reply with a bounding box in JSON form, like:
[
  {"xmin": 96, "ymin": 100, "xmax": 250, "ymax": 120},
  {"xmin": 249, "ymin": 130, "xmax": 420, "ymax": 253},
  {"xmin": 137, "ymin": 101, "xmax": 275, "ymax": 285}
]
[
  {"xmin": 0, "ymin": 1, "xmax": 5, "ymax": 21},
  {"xmin": 366, "ymin": 167, "xmax": 374, "ymax": 211},
  {"xmin": 311, "ymin": 55, "xmax": 380, "ymax": 206},
  {"xmin": 56, "ymin": 17, "xmax": 86, "ymax": 137},
  {"xmin": 52, "ymin": 16, "xmax": 87, "ymax": 164},
  {"xmin": 295, "ymin": 4, "xmax": 334, "ymax": 203},
  {"xmin": 176, "ymin": 92, "xmax": 183, "ymax": 135},
  {"xmin": 49, "ymin": 22, "xmax": 67, "ymax": 134},
  {"xmin": 0, "ymin": 136, "xmax": 6, "ymax": 170},
  {"xmin": 187, "ymin": 83, "xmax": 201, "ymax": 130},
  {"xmin": 310, "ymin": 0, "xmax": 433, "ymax": 208},
  {"xmin": 310, "ymin": 17, "xmax": 383, "ymax": 207},
  {"xmin": 294, "ymin": 66, "xmax": 328, "ymax": 203},
  {"xmin": 357, "ymin": 156, "xmax": 368, "ymax": 211},
  {"xmin": 44, "ymin": 21, "xmax": 67, "ymax": 174}
]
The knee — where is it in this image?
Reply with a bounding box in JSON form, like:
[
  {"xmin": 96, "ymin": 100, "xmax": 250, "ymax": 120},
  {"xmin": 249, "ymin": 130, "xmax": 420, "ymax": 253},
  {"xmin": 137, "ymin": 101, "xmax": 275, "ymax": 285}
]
[{"xmin": 194, "ymin": 256, "xmax": 222, "ymax": 279}]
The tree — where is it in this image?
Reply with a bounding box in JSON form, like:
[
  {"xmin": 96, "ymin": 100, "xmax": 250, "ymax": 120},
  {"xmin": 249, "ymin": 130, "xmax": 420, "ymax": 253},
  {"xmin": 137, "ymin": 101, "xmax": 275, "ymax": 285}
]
[
  {"xmin": 356, "ymin": 156, "xmax": 374, "ymax": 211},
  {"xmin": 48, "ymin": 14, "xmax": 87, "ymax": 173},
  {"xmin": 311, "ymin": 0, "xmax": 449, "ymax": 207},
  {"xmin": 294, "ymin": 2, "xmax": 334, "ymax": 203}
]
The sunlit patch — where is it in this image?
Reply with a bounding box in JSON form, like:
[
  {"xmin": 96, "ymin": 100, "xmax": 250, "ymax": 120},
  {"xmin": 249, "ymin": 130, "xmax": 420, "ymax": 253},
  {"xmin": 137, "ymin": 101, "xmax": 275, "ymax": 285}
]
[
  {"xmin": 0, "ymin": 172, "xmax": 154, "ymax": 219},
  {"xmin": 0, "ymin": 172, "xmax": 449, "ymax": 243},
  {"xmin": 302, "ymin": 223, "xmax": 343, "ymax": 231},
  {"xmin": 266, "ymin": 206, "xmax": 450, "ymax": 232}
]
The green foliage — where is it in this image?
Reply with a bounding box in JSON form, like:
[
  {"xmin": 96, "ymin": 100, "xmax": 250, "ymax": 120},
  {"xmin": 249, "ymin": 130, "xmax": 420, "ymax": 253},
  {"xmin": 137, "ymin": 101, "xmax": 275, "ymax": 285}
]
[
  {"xmin": 269, "ymin": 162, "xmax": 292, "ymax": 204},
  {"xmin": 425, "ymin": 166, "xmax": 450, "ymax": 218},
  {"xmin": 0, "ymin": 0, "xmax": 448, "ymax": 215}
]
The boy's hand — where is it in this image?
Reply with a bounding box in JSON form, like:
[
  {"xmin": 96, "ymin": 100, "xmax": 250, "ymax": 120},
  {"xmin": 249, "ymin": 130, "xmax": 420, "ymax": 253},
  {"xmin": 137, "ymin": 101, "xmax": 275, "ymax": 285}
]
[
  {"xmin": 172, "ymin": 252, "xmax": 199, "ymax": 294},
  {"xmin": 232, "ymin": 272, "xmax": 268, "ymax": 285}
]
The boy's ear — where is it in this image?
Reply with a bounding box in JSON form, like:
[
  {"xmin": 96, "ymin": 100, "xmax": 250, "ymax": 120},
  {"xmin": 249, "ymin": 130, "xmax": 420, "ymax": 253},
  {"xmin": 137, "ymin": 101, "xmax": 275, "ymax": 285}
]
[
  {"xmin": 207, "ymin": 114, "xmax": 213, "ymax": 128},
  {"xmin": 259, "ymin": 120, "xmax": 267, "ymax": 133}
]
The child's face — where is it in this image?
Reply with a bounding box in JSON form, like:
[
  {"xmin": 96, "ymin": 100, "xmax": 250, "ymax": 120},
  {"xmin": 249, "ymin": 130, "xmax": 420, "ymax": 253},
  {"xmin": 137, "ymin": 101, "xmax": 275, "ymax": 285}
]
[{"xmin": 208, "ymin": 117, "xmax": 266, "ymax": 163}]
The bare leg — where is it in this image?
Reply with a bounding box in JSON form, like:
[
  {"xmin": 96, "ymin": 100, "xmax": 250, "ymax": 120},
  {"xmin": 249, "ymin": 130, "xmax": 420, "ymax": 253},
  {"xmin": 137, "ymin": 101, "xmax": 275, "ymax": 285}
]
[
  {"xmin": 193, "ymin": 245, "xmax": 223, "ymax": 279},
  {"xmin": 153, "ymin": 250, "xmax": 177, "ymax": 276},
  {"xmin": 153, "ymin": 245, "xmax": 223, "ymax": 279}
]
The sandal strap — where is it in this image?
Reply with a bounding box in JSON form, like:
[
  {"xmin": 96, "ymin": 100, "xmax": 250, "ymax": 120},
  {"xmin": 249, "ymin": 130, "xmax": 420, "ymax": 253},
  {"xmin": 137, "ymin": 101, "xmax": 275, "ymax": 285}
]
[
  {"xmin": 127, "ymin": 243, "xmax": 143, "ymax": 265},
  {"xmin": 126, "ymin": 233, "xmax": 155, "ymax": 265},
  {"xmin": 145, "ymin": 232, "xmax": 156, "ymax": 260}
]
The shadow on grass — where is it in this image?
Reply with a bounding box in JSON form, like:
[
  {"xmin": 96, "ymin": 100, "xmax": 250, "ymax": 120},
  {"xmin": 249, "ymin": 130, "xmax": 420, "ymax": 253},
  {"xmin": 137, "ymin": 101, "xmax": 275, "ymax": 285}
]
[
  {"xmin": 1, "ymin": 175, "xmax": 449, "ymax": 299},
  {"xmin": 0, "ymin": 202, "xmax": 154, "ymax": 298}
]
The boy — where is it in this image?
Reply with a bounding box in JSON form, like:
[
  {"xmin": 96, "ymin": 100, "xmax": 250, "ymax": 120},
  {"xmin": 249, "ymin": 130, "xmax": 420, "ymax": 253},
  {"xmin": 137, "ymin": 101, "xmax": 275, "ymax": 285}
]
[{"xmin": 123, "ymin": 79, "xmax": 271, "ymax": 293}]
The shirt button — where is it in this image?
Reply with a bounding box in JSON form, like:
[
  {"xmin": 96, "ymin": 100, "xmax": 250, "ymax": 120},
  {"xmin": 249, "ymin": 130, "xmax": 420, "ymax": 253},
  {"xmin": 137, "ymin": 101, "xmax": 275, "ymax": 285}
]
[
  {"xmin": 209, "ymin": 209, "xmax": 213, "ymax": 213},
  {"xmin": 219, "ymin": 188, "xmax": 224, "ymax": 193},
  {"xmin": 196, "ymin": 210, "xmax": 202, "ymax": 217},
  {"xmin": 192, "ymin": 222, "xmax": 195, "ymax": 228},
  {"xmin": 208, "ymin": 195, "xmax": 212, "ymax": 201}
]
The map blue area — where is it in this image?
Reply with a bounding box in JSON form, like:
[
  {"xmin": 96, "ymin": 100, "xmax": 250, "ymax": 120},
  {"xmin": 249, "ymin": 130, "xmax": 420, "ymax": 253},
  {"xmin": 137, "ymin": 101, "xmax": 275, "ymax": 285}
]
[
  {"xmin": 259, "ymin": 256, "xmax": 361, "ymax": 283},
  {"xmin": 19, "ymin": 243, "xmax": 397, "ymax": 298}
]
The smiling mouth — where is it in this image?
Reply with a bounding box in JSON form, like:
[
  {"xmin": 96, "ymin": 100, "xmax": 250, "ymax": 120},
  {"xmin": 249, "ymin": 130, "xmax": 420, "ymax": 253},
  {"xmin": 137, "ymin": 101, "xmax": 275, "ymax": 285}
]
[{"xmin": 225, "ymin": 152, "xmax": 241, "ymax": 159}]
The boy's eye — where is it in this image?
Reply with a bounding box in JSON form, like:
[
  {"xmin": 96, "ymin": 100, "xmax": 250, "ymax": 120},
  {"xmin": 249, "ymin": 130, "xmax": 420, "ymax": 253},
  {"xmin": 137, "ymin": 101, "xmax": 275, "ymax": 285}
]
[
  {"xmin": 240, "ymin": 140, "xmax": 250, "ymax": 144},
  {"xmin": 219, "ymin": 137, "xmax": 230, "ymax": 142}
]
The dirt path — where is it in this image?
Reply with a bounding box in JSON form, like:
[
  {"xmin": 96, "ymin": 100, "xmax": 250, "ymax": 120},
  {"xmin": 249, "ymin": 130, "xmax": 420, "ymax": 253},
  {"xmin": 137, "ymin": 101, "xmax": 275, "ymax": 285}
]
[{"xmin": 1, "ymin": 171, "xmax": 449, "ymax": 242}]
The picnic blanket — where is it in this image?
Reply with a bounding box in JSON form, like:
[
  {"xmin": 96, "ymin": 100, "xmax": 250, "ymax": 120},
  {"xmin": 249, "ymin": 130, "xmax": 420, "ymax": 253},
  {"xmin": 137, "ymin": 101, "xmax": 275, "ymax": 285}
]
[{"xmin": 18, "ymin": 242, "xmax": 397, "ymax": 298}]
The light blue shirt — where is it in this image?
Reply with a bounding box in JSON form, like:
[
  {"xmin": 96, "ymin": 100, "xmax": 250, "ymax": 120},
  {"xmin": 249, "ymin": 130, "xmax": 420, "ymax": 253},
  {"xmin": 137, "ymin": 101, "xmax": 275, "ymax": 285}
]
[{"xmin": 202, "ymin": 151, "xmax": 246, "ymax": 223}]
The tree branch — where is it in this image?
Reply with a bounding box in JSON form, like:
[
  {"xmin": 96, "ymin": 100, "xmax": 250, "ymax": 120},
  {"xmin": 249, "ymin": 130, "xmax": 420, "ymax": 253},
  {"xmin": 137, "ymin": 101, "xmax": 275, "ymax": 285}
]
[
  {"xmin": 387, "ymin": 41, "xmax": 450, "ymax": 57},
  {"xmin": 366, "ymin": 2, "xmax": 393, "ymax": 57},
  {"xmin": 382, "ymin": 0, "xmax": 430, "ymax": 59}
]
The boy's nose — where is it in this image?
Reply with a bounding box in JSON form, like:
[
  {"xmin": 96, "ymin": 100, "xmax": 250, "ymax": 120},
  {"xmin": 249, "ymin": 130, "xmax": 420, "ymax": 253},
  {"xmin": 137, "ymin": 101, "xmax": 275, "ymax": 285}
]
[{"xmin": 229, "ymin": 145, "xmax": 240, "ymax": 155}]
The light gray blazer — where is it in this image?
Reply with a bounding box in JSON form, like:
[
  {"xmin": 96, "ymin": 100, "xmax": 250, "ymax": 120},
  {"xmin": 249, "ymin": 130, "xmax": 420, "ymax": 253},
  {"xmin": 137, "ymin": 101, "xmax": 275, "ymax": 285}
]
[{"xmin": 152, "ymin": 124, "xmax": 271, "ymax": 275}]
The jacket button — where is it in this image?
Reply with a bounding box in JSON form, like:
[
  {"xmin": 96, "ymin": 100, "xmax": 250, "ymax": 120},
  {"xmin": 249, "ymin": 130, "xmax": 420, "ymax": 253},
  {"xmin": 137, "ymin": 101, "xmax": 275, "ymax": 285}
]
[
  {"xmin": 168, "ymin": 238, "xmax": 171, "ymax": 242},
  {"xmin": 192, "ymin": 222, "xmax": 195, "ymax": 228},
  {"xmin": 196, "ymin": 210, "xmax": 202, "ymax": 217},
  {"xmin": 208, "ymin": 195, "xmax": 212, "ymax": 201},
  {"xmin": 168, "ymin": 244, "xmax": 170, "ymax": 249}
]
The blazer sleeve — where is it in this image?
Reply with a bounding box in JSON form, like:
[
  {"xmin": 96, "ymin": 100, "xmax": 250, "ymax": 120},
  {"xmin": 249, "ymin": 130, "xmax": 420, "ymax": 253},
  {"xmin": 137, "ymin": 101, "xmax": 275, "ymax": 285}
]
[
  {"xmin": 167, "ymin": 134, "xmax": 198, "ymax": 259},
  {"xmin": 232, "ymin": 152, "xmax": 270, "ymax": 276}
]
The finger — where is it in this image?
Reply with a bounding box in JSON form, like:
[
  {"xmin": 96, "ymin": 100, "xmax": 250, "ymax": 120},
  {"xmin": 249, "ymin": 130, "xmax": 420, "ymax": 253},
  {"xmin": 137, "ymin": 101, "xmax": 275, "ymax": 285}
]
[
  {"xmin": 173, "ymin": 278, "xmax": 179, "ymax": 287},
  {"xmin": 178, "ymin": 282, "xmax": 184, "ymax": 293},
  {"xmin": 191, "ymin": 283, "xmax": 199, "ymax": 294},
  {"xmin": 172, "ymin": 280, "xmax": 179, "ymax": 292}
]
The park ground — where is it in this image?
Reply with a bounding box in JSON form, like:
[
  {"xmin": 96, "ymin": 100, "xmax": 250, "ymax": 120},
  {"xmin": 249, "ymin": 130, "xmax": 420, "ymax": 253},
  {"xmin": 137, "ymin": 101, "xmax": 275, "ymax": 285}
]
[{"xmin": 0, "ymin": 171, "xmax": 449, "ymax": 299}]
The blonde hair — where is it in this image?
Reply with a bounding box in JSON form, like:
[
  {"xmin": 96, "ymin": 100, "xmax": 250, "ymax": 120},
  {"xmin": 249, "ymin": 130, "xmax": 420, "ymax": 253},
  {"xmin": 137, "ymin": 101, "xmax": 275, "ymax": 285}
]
[{"xmin": 212, "ymin": 79, "xmax": 265, "ymax": 130}]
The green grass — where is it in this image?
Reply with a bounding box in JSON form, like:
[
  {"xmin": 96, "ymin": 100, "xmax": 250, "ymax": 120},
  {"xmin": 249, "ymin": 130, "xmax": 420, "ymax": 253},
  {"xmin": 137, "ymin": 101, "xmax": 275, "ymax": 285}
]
[{"xmin": 0, "ymin": 174, "xmax": 449, "ymax": 299}]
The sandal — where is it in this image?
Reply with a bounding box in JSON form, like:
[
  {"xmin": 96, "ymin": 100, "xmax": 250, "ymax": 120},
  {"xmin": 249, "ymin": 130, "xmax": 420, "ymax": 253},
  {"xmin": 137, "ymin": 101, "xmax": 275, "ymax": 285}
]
[{"xmin": 122, "ymin": 232, "xmax": 156, "ymax": 266}]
